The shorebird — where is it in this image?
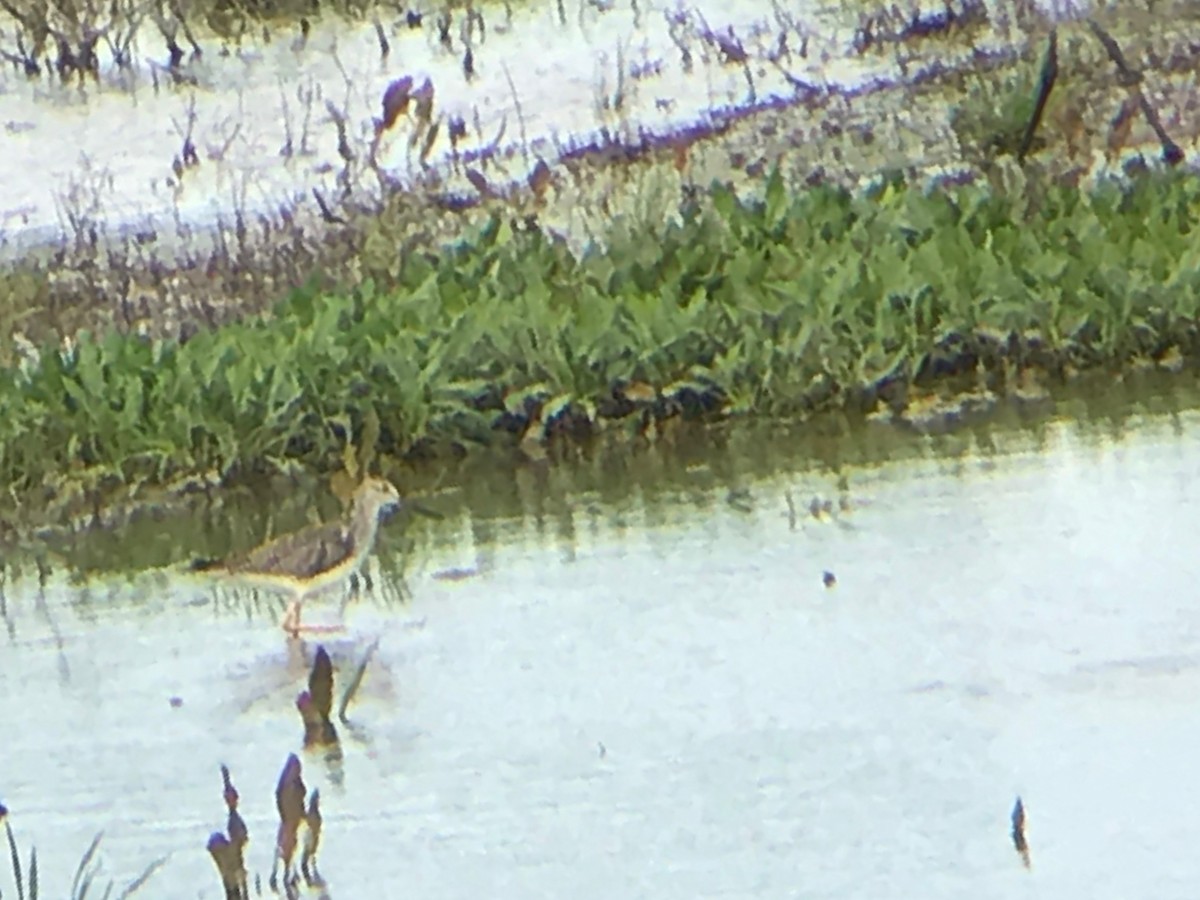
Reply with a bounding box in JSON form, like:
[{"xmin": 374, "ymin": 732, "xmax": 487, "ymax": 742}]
[{"xmin": 194, "ymin": 477, "xmax": 402, "ymax": 637}]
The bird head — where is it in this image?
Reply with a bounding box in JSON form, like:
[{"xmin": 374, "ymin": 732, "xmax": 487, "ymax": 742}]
[{"xmin": 355, "ymin": 477, "xmax": 403, "ymax": 518}]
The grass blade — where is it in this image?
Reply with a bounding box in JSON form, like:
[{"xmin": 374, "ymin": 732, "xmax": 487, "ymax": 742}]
[
  {"xmin": 70, "ymin": 832, "xmax": 103, "ymax": 899},
  {"xmin": 338, "ymin": 636, "xmax": 380, "ymax": 724},
  {"xmin": 116, "ymin": 855, "xmax": 167, "ymax": 898},
  {"xmin": 4, "ymin": 821, "xmax": 24, "ymax": 900}
]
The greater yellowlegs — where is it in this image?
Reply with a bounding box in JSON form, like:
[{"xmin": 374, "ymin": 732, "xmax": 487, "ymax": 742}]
[{"xmin": 195, "ymin": 477, "xmax": 402, "ymax": 637}]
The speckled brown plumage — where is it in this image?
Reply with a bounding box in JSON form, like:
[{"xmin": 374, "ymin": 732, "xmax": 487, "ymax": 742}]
[{"xmin": 197, "ymin": 477, "xmax": 402, "ymax": 635}]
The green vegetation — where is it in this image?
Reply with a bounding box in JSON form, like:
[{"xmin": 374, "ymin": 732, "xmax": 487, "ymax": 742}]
[{"xmin": 3, "ymin": 166, "xmax": 1200, "ymax": 514}]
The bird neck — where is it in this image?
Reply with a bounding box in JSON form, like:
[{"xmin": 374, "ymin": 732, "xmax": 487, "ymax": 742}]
[{"xmin": 348, "ymin": 495, "xmax": 384, "ymax": 557}]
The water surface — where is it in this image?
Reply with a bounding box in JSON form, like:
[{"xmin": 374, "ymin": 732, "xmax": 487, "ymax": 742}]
[
  {"xmin": 3, "ymin": 390, "xmax": 1200, "ymax": 897},
  {"xmin": 1, "ymin": 0, "xmax": 1037, "ymax": 253}
]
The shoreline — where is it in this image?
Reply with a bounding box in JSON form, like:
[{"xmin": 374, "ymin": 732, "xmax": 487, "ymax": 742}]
[
  {"xmin": 3, "ymin": 2, "xmax": 1200, "ymax": 537},
  {"xmin": 4, "ymin": 161, "xmax": 1200, "ymax": 536}
]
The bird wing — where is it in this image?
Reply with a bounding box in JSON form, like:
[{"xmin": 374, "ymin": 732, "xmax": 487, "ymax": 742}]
[{"xmin": 223, "ymin": 521, "xmax": 355, "ymax": 580}]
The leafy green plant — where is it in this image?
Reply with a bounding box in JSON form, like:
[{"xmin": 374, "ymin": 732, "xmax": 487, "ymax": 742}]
[{"xmin": 3, "ymin": 166, "xmax": 1200, "ymax": 510}]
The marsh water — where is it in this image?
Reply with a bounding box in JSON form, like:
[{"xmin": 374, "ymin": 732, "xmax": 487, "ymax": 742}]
[
  {"xmin": 0, "ymin": 0, "xmax": 1082, "ymax": 255},
  {"xmin": 4, "ymin": 379, "xmax": 1200, "ymax": 897}
]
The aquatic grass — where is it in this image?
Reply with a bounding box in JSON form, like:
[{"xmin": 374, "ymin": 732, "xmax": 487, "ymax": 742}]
[
  {"xmin": 0, "ymin": 0, "xmax": 1188, "ymax": 374},
  {"xmin": 2, "ymin": 818, "xmax": 162, "ymax": 900},
  {"xmin": 4, "ymin": 167, "xmax": 1200, "ymax": 511},
  {"xmin": 2, "ymin": 815, "xmax": 34, "ymax": 900},
  {"xmin": 0, "ymin": 0, "xmax": 536, "ymax": 102}
]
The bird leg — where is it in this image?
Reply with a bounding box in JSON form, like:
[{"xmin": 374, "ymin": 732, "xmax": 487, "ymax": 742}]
[
  {"xmin": 349, "ymin": 569, "xmax": 374, "ymax": 597},
  {"xmin": 281, "ymin": 598, "xmax": 303, "ymax": 639},
  {"xmin": 281, "ymin": 598, "xmax": 346, "ymax": 639}
]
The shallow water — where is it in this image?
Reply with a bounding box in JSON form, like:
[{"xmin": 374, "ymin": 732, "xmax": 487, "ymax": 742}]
[
  {"xmin": 0, "ymin": 0, "xmax": 1039, "ymax": 255},
  {"xmin": 4, "ymin": 385, "xmax": 1200, "ymax": 897}
]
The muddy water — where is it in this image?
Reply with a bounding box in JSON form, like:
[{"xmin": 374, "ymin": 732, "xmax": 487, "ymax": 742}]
[{"xmin": 4, "ymin": 385, "xmax": 1200, "ymax": 897}]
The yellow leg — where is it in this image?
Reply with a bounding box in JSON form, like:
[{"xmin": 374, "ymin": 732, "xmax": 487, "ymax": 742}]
[
  {"xmin": 281, "ymin": 596, "xmax": 346, "ymax": 638},
  {"xmin": 282, "ymin": 599, "xmax": 303, "ymax": 639}
]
